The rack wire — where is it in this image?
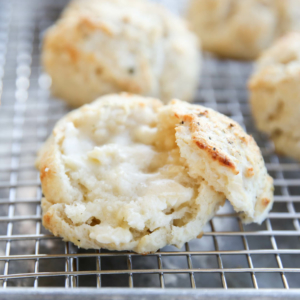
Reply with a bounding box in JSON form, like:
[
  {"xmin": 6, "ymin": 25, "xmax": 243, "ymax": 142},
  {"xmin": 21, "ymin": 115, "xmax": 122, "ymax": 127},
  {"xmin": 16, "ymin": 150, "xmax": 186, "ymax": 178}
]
[{"xmin": 0, "ymin": 0, "xmax": 300, "ymax": 295}]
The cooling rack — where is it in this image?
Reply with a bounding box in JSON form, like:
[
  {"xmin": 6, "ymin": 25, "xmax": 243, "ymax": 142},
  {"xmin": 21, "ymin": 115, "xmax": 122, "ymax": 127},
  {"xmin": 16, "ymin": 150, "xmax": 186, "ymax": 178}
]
[{"xmin": 0, "ymin": 0, "xmax": 300, "ymax": 298}]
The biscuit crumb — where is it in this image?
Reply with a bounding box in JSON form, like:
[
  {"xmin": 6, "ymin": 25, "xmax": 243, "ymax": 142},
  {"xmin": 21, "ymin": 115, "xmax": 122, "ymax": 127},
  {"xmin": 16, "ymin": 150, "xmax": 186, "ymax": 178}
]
[
  {"xmin": 197, "ymin": 232, "xmax": 203, "ymax": 239},
  {"xmin": 262, "ymin": 198, "xmax": 270, "ymax": 207},
  {"xmin": 245, "ymin": 167, "xmax": 254, "ymax": 177}
]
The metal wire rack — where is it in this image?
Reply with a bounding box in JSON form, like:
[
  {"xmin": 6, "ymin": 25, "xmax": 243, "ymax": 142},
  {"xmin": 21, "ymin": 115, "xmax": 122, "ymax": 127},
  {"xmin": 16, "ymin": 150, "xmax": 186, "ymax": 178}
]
[{"xmin": 0, "ymin": 0, "xmax": 300, "ymax": 298}]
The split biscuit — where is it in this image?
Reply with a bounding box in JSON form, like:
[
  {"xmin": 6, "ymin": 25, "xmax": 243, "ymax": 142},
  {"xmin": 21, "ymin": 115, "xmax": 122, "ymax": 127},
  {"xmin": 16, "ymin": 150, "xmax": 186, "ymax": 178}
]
[{"xmin": 37, "ymin": 93, "xmax": 273, "ymax": 253}]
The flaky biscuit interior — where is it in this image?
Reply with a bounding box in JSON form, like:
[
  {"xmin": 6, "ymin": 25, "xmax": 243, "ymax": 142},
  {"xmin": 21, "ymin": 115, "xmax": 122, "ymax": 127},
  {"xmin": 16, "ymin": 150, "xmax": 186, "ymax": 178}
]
[{"xmin": 37, "ymin": 94, "xmax": 273, "ymax": 253}]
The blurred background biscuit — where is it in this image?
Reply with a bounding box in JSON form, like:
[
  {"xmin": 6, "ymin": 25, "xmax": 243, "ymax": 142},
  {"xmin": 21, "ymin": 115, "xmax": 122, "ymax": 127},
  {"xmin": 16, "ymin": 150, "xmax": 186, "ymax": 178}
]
[
  {"xmin": 187, "ymin": 0, "xmax": 300, "ymax": 60},
  {"xmin": 42, "ymin": 0, "xmax": 201, "ymax": 107},
  {"xmin": 249, "ymin": 32, "xmax": 300, "ymax": 161}
]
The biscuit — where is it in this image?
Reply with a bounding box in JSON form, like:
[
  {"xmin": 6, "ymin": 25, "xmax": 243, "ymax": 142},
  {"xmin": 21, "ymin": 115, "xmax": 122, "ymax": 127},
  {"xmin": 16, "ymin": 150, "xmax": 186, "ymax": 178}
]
[
  {"xmin": 249, "ymin": 32, "xmax": 300, "ymax": 161},
  {"xmin": 37, "ymin": 93, "xmax": 273, "ymax": 253},
  {"xmin": 186, "ymin": 0, "xmax": 300, "ymax": 60},
  {"xmin": 277, "ymin": 0, "xmax": 300, "ymax": 34},
  {"xmin": 42, "ymin": 0, "xmax": 201, "ymax": 107}
]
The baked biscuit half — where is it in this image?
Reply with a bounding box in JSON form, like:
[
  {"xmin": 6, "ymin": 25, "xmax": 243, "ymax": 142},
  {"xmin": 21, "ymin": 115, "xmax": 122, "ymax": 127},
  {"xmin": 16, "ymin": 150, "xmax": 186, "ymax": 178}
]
[
  {"xmin": 42, "ymin": 0, "xmax": 201, "ymax": 107},
  {"xmin": 37, "ymin": 94, "xmax": 273, "ymax": 253},
  {"xmin": 249, "ymin": 32, "xmax": 300, "ymax": 161}
]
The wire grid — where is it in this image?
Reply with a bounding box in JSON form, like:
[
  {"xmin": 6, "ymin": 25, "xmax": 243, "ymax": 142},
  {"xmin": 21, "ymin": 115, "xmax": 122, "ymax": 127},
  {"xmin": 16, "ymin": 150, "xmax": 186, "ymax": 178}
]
[{"xmin": 0, "ymin": 0, "xmax": 300, "ymax": 291}]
